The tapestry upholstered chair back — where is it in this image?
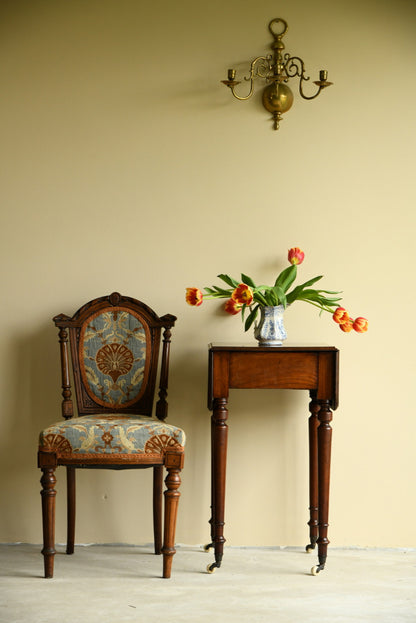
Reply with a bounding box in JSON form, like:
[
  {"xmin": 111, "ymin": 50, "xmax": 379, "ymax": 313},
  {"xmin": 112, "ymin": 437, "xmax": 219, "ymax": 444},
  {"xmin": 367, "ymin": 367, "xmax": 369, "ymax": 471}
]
[
  {"xmin": 57, "ymin": 291, "xmax": 173, "ymax": 419},
  {"xmin": 38, "ymin": 292, "xmax": 185, "ymax": 580},
  {"xmin": 80, "ymin": 307, "xmax": 150, "ymax": 410}
]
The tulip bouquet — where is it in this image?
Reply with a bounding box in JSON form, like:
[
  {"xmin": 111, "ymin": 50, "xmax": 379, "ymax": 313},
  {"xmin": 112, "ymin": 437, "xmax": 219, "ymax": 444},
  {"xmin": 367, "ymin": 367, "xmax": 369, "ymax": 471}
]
[{"xmin": 186, "ymin": 247, "xmax": 368, "ymax": 334}]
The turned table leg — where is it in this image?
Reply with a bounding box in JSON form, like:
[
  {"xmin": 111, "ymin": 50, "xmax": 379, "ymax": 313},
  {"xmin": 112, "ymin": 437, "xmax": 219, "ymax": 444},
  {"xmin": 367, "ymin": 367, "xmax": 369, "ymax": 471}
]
[
  {"xmin": 311, "ymin": 400, "xmax": 333, "ymax": 575},
  {"xmin": 204, "ymin": 414, "xmax": 216, "ymax": 553},
  {"xmin": 207, "ymin": 397, "xmax": 228, "ymax": 573},
  {"xmin": 306, "ymin": 399, "xmax": 320, "ymax": 553}
]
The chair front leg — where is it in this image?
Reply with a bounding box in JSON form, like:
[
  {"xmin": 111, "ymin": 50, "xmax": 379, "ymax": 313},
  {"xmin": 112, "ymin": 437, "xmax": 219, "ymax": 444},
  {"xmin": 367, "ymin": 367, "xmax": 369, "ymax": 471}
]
[
  {"xmin": 161, "ymin": 452, "xmax": 184, "ymax": 579},
  {"xmin": 40, "ymin": 467, "xmax": 57, "ymax": 578}
]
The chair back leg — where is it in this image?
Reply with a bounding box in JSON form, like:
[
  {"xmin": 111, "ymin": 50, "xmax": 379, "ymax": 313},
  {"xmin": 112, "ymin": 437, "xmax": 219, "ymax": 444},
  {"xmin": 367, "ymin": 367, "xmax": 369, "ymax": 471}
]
[
  {"xmin": 153, "ymin": 465, "xmax": 163, "ymax": 555},
  {"xmin": 66, "ymin": 466, "xmax": 76, "ymax": 554}
]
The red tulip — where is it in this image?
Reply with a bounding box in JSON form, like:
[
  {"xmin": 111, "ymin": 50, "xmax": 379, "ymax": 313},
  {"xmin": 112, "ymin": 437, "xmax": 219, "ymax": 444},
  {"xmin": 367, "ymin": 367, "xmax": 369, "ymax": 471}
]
[
  {"xmin": 353, "ymin": 317, "xmax": 368, "ymax": 333},
  {"xmin": 231, "ymin": 283, "xmax": 254, "ymax": 306},
  {"xmin": 339, "ymin": 319, "xmax": 354, "ymax": 332},
  {"xmin": 224, "ymin": 299, "xmax": 242, "ymax": 315},
  {"xmin": 288, "ymin": 247, "xmax": 305, "ymax": 266},
  {"xmin": 185, "ymin": 287, "xmax": 203, "ymax": 306},
  {"xmin": 332, "ymin": 307, "xmax": 350, "ymax": 325}
]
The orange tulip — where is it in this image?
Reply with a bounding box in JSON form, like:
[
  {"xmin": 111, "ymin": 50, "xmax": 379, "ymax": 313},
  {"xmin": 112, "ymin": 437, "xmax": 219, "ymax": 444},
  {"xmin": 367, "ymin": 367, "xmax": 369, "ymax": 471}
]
[
  {"xmin": 339, "ymin": 319, "xmax": 354, "ymax": 332},
  {"xmin": 288, "ymin": 247, "xmax": 305, "ymax": 265},
  {"xmin": 224, "ymin": 299, "xmax": 242, "ymax": 315},
  {"xmin": 185, "ymin": 287, "xmax": 203, "ymax": 306},
  {"xmin": 231, "ymin": 283, "xmax": 253, "ymax": 306},
  {"xmin": 353, "ymin": 317, "xmax": 368, "ymax": 333},
  {"xmin": 332, "ymin": 307, "xmax": 350, "ymax": 325}
]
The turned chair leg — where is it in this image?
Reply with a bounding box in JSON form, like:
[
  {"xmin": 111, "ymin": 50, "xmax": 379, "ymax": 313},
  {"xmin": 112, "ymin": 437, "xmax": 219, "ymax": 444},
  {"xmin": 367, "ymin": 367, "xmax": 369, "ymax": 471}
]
[
  {"xmin": 153, "ymin": 465, "xmax": 163, "ymax": 555},
  {"xmin": 40, "ymin": 467, "xmax": 57, "ymax": 578},
  {"xmin": 161, "ymin": 464, "xmax": 182, "ymax": 579},
  {"xmin": 66, "ymin": 466, "xmax": 76, "ymax": 555}
]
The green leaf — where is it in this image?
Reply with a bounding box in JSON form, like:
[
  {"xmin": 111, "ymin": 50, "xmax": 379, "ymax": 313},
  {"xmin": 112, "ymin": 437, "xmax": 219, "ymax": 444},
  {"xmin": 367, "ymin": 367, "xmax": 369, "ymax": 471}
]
[
  {"xmin": 263, "ymin": 289, "xmax": 277, "ymax": 306},
  {"xmin": 217, "ymin": 274, "xmax": 239, "ymax": 288},
  {"xmin": 253, "ymin": 290, "xmax": 269, "ymax": 306},
  {"xmin": 203, "ymin": 286, "xmax": 231, "ymax": 298},
  {"xmin": 298, "ymin": 275, "xmax": 324, "ymax": 288},
  {"xmin": 244, "ymin": 305, "xmax": 259, "ymax": 332},
  {"xmin": 241, "ymin": 273, "xmax": 256, "ymax": 288},
  {"xmin": 274, "ymin": 265, "xmax": 297, "ymax": 293},
  {"xmin": 212, "ymin": 286, "xmax": 233, "ymax": 295},
  {"xmin": 286, "ymin": 275, "xmax": 324, "ymax": 305},
  {"xmin": 272, "ymin": 285, "xmax": 287, "ymax": 308},
  {"xmin": 298, "ymin": 289, "xmax": 341, "ymax": 302}
]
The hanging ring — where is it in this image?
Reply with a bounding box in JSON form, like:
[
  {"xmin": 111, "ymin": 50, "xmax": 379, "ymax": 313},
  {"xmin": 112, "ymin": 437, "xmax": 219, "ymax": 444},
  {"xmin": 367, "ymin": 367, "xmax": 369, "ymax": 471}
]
[{"xmin": 268, "ymin": 18, "xmax": 288, "ymax": 39}]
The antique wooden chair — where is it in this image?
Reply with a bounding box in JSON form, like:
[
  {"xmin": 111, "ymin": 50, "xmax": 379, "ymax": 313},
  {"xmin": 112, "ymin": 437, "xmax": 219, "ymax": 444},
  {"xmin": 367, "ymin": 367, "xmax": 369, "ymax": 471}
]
[{"xmin": 38, "ymin": 292, "xmax": 185, "ymax": 579}]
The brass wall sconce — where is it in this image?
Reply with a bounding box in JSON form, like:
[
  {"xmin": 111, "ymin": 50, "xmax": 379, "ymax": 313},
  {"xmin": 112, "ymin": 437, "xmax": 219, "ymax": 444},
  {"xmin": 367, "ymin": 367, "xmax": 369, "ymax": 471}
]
[{"xmin": 221, "ymin": 18, "xmax": 333, "ymax": 131}]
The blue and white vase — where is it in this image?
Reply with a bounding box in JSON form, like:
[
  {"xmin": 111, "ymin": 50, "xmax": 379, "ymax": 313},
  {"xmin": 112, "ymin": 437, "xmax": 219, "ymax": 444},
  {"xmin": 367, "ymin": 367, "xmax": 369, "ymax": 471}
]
[{"xmin": 254, "ymin": 305, "xmax": 287, "ymax": 346}]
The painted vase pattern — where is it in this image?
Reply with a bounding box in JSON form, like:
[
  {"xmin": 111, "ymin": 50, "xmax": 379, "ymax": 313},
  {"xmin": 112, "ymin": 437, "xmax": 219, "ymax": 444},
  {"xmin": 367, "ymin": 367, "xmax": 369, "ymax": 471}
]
[{"xmin": 254, "ymin": 305, "xmax": 287, "ymax": 346}]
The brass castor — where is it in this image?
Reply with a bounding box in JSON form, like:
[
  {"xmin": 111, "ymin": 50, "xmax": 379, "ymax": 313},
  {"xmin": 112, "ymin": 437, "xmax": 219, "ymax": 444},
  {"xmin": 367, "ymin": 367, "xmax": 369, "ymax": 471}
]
[
  {"xmin": 206, "ymin": 563, "xmax": 217, "ymax": 574},
  {"xmin": 311, "ymin": 564, "xmax": 325, "ymax": 575}
]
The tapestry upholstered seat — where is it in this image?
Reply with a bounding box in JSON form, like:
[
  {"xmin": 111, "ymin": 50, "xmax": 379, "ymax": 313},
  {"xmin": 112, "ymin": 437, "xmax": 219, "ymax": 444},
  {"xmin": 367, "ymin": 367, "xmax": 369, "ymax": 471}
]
[
  {"xmin": 39, "ymin": 415, "xmax": 186, "ymax": 459},
  {"xmin": 38, "ymin": 292, "xmax": 185, "ymax": 579}
]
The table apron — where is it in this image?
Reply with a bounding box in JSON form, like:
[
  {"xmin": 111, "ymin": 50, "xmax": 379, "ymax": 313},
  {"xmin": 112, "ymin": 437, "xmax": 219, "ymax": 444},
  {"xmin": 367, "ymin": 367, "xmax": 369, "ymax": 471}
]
[
  {"xmin": 228, "ymin": 351, "xmax": 318, "ymax": 389},
  {"xmin": 209, "ymin": 350, "xmax": 338, "ymax": 409}
]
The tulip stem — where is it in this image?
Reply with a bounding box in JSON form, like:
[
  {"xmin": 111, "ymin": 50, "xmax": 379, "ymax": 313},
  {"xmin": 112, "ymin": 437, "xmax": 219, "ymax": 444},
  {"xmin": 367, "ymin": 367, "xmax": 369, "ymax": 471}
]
[{"xmin": 302, "ymin": 300, "xmax": 336, "ymax": 314}]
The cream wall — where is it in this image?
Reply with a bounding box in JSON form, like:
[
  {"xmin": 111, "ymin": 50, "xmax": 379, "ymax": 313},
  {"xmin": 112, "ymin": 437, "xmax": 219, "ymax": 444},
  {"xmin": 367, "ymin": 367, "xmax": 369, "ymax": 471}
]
[{"xmin": 1, "ymin": 0, "xmax": 415, "ymax": 549}]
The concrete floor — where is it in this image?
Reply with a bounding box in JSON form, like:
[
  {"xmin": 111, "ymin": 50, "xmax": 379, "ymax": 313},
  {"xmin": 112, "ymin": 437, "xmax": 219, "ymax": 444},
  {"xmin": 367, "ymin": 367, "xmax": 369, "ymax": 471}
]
[{"xmin": 0, "ymin": 544, "xmax": 415, "ymax": 622}]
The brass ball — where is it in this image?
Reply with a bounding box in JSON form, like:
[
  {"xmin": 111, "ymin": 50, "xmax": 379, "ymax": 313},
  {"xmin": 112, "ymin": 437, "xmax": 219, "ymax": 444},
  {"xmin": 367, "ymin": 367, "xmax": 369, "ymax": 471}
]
[{"xmin": 262, "ymin": 82, "xmax": 294, "ymax": 114}]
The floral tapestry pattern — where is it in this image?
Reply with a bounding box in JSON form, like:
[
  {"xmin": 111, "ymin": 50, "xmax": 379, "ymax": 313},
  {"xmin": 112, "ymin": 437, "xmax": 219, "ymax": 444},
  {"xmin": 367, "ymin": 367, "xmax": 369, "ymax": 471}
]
[
  {"xmin": 81, "ymin": 309, "xmax": 147, "ymax": 407},
  {"xmin": 39, "ymin": 415, "xmax": 186, "ymax": 459}
]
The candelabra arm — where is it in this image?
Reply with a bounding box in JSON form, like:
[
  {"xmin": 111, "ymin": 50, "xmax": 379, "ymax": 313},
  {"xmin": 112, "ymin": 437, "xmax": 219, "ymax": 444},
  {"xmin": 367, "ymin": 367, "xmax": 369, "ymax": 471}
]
[
  {"xmin": 228, "ymin": 80, "xmax": 255, "ymax": 101},
  {"xmin": 300, "ymin": 74, "xmax": 333, "ymax": 100},
  {"xmin": 222, "ymin": 55, "xmax": 271, "ymax": 101},
  {"xmin": 283, "ymin": 55, "xmax": 332, "ymax": 101},
  {"xmin": 298, "ymin": 76, "xmax": 323, "ymax": 101},
  {"xmin": 247, "ymin": 55, "xmax": 272, "ymax": 80}
]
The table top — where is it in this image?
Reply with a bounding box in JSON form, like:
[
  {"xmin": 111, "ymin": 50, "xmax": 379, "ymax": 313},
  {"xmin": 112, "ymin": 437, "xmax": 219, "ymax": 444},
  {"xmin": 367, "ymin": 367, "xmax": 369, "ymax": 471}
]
[{"xmin": 209, "ymin": 343, "xmax": 338, "ymax": 352}]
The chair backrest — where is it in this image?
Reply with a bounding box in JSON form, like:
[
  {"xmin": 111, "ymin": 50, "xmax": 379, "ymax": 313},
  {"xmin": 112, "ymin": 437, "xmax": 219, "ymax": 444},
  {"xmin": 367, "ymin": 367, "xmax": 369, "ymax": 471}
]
[{"xmin": 53, "ymin": 292, "xmax": 176, "ymax": 421}]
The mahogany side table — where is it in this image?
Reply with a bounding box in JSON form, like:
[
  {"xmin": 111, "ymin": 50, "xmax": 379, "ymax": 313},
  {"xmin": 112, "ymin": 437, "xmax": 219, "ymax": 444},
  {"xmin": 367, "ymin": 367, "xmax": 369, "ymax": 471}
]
[{"xmin": 205, "ymin": 344, "xmax": 339, "ymax": 575}]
